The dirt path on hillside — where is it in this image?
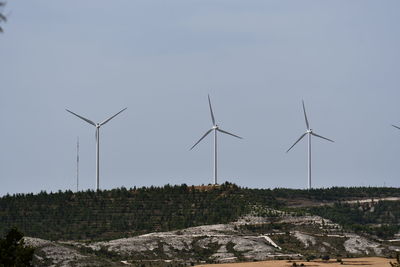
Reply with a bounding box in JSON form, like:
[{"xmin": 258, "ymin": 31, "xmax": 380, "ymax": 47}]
[
  {"xmin": 197, "ymin": 257, "xmax": 393, "ymax": 267},
  {"xmin": 344, "ymin": 197, "xmax": 400, "ymax": 204},
  {"xmin": 285, "ymin": 197, "xmax": 400, "ymax": 207}
]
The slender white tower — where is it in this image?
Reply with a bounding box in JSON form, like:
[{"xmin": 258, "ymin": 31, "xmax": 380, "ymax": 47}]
[
  {"xmin": 66, "ymin": 108, "xmax": 127, "ymax": 191},
  {"xmin": 286, "ymin": 100, "xmax": 334, "ymax": 189},
  {"xmin": 307, "ymin": 131, "xmax": 311, "ymax": 189},
  {"xmin": 77, "ymin": 136, "xmax": 79, "ymax": 192},
  {"xmin": 96, "ymin": 127, "xmax": 100, "ymax": 190},
  {"xmin": 213, "ymin": 126, "xmax": 217, "ymax": 184},
  {"xmin": 190, "ymin": 95, "xmax": 242, "ymax": 185}
]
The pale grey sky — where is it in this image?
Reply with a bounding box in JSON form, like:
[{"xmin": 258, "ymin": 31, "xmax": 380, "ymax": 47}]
[{"xmin": 1, "ymin": 0, "xmax": 400, "ymax": 195}]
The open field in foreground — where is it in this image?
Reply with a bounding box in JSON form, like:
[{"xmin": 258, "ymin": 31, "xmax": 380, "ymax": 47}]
[{"xmin": 197, "ymin": 257, "xmax": 393, "ymax": 267}]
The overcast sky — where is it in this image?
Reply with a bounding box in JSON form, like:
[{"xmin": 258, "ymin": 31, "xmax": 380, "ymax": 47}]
[{"xmin": 1, "ymin": 1, "xmax": 400, "ymax": 196}]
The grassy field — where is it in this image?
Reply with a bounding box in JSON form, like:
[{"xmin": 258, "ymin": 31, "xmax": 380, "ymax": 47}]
[{"xmin": 197, "ymin": 257, "xmax": 393, "ymax": 267}]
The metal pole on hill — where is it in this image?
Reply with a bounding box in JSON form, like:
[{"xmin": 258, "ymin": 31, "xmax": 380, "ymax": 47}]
[{"xmin": 77, "ymin": 136, "xmax": 79, "ymax": 192}]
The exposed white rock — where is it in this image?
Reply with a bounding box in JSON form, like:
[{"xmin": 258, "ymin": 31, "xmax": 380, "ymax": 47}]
[
  {"xmin": 23, "ymin": 213, "xmax": 399, "ymax": 266},
  {"xmin": 262, "ymin": 235, "xmax": 281, "ymax": 250},
  {"xmin": 293, "ymin": 231, "xmax": 316, "ymax": 248},
  {"xmin": 85, "ymin": 223, "xmax": 279, "ymax": 262},
  {"xmin": 24, "ymin": 237, "xmax": 53, "ymax": 248},
  {"xmin": 344, "ymin": 234, "xmax": 383, "ymax": 256},
  {"xmin": 322, "ymin": 242, "xmax": 332, "ymax": 248},
  {"xmin": 25, "ymin": 237, "xmax": 89, "ymax": 267},
  {"xmin": 234, "ymin": 216, "xmax": 270, "ymax": 225},
  {"xmin": 212, "ymin": 245, "xmax": 236, "ymax": 263}
]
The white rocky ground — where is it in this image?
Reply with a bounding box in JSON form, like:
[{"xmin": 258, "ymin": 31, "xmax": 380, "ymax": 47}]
[
  {"xmin": 293, "ymin": 231, "xmax": 316, "ymax": 248},
  {"xmin": 81, "ymin": 215, "xmax": 396, "ymax": 262},
  {"xmin": 343, "ymin": 234, "xmax": 384, "ymax": 256},
  {"xmin": 25, "ymin": 237, "xmax": 88, "ymax": 267},
  {"xmin": 25, "ymin": 237, "xmax": 116, "ymax": 267},
  {"xmin": 85, "ymin": 223, "xmax": 287, "ymax": 263},
  {"xmin": 344, "ymin": 197, "xmax": 400, "ymax": 204},
  {"xmin": 24, "ymin": 214, "xmax": 400, "ymax": 266}
]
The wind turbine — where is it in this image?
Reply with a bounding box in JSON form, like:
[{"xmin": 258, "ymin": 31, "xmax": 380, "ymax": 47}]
[
  {"xmin": 190, "ymin": 95, "xmax": 242, "ymax": 185},
  {"xmin": 286, "ymin": 100, "xmax": 334, "ymax": 189},
  {"xmin": 66, "ymin": 108, "xmax": 127, "ymax": 191}
]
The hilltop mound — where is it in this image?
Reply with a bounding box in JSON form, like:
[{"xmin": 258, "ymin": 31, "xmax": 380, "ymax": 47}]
[{"xmin": 1, "ymin": 183, "xmax": 400, "ymax": 241}]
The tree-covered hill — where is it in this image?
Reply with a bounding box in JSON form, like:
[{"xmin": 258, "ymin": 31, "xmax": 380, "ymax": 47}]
[
  {"xmin": 0, "ymin": 183, "xmax": 251, "ymax": 240},
  {"xmin": 1, "ymin": 183, "xmax": 400, "ymax": 241},
  {"xmin": 307, "ymin": 201, "xmax": 400, "ymax": 238}
]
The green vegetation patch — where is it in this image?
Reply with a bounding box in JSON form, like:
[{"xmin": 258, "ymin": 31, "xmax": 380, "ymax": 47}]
[{"xmin": 307, "ymin": 201, "xmax": 400, "ymax": 239}]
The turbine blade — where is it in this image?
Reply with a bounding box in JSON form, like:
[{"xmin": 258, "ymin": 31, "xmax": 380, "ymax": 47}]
[
  {"xmin": 66, "ymin": 109, "xmax": 96, "ymax": 126},
  {"xmin": 100, "ymin": 108, "xmax": 127, "ymax": 126},
  {"xmin": 0, "ymin": 13, "xmax": 6, "ymax": 22},
  {"xmin": 217, "ymin": 128, "xmax": 243, "ymax": 139},
  {"xmin": 190, "ymin": 129, "xmax": 213, "ymax": 150},
  {"xmin": 286, "ymin": 132, "xmax": 307, "ymax": 153},
  {"xmin": 392, "ymin": 124, "xmax": 400, "ymax": 130},
  {"xmin": 311, "ymin": 132, "xmax": 334, "ymax": 143},
  {"xmin": 208, "ymin": 94, "xmax": 216, "ymax": 125},
  {"xmin": 302, "ymin": 100, "xmax": 310, "ymax": 129}
]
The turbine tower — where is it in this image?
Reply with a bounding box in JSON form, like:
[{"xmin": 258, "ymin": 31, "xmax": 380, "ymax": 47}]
[
  {"xmin": 66, "ymin": 108, "xmax": 127, "ymax": 191},
  {"xmin": 190, "ymin": 95, "xmax": 242, "ymax": 185},
  {"xmin": 286, "ymin": 100, "xmax": 334, "ymax": 189},
  {"xmin": 77, "ymin": 136, "xmax": 79, "ymax": 192}
]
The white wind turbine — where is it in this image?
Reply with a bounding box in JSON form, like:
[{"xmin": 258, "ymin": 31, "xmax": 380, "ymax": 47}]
[
  {"xmin": 190, "ymin": 95, "xmax": 242, "ymax": 185},
  {"xmin": 286, "ymin": 100, "xmax": 334, "ymax": 189},
  {"xmin": 66, "ymin": 108, "xmax": 127, "ymax": 191}
]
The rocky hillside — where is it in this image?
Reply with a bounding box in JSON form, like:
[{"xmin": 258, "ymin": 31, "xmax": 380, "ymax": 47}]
[
  {"xmin": 2, "ymin": 184, "xmax": 400, "ymax": 266},
  {"xmin": 25, "ymin": 211, "xmax": 400, "ymax": 267}
]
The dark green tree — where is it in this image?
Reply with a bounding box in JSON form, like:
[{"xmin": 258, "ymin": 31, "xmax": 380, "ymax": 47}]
[{"xmin": 0, "ymin": 227, "xmax": 35, "ymax": 267}]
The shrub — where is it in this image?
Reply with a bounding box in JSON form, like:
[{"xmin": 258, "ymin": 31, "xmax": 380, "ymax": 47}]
[
  {"xmin": 0, "ymin": 227, "xmax": 35, "ymax": 266},
  {"xmin": 306, "ymin": 255, "xmax": 316, "ymax": 262},
  {"xmin": 321, "ymin": 255, "xmax": 330, "ymax": 261}
]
